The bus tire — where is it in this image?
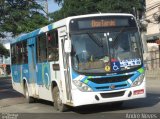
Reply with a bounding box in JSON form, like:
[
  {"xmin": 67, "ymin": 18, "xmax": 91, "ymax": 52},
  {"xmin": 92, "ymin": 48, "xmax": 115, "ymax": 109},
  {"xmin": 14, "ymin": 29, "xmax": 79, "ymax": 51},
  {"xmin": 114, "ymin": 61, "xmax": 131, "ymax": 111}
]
[
  {"xmin": 53, "ymin": 86, "xmax": 68, "ymax": 112},
  {"xmin": 24, "ymin": 83, "xmax": 35, "ymax": 103}
]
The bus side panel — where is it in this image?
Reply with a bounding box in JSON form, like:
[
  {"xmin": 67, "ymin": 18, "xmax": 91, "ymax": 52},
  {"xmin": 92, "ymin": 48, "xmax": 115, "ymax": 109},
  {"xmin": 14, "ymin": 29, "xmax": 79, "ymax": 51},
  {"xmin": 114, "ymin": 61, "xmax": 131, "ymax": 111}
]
[
  {"xmin": 22, "ymin": 64, "xmax": 29, "ymax": 83},
  {"xmin": 37, "ymin": 62, "xmax": 53, "ymax": 101},
  {"xmin": 11, "ymin": 64, "xmax": 29, "ymax": 94},
  {"xmin": 37, "ymin": 62, "xmax": 51, "ymax": 87},
  {"xmin": 11, "ymin": 65, "xmax": 20, "ymax": 83}
]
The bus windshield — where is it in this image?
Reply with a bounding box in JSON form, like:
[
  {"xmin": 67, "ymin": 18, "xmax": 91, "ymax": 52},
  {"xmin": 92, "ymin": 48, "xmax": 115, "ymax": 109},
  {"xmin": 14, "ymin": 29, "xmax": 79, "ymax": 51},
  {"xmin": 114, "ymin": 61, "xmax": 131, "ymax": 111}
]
[{"xmin": 71, "ymin": 27, "xmax": 142, "ymax": 74}]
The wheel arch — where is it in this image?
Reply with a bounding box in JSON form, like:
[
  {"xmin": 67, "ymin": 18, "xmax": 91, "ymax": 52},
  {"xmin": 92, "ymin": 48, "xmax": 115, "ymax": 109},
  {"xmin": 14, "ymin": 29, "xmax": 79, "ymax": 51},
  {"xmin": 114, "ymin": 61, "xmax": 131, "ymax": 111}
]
[
  {"xmin": 51, "ymin": 80, "xmax": 58, "ymax": 91},
  {"xmin": 51, "ymin": 80, "xmax": 59, "ymax": 100}
]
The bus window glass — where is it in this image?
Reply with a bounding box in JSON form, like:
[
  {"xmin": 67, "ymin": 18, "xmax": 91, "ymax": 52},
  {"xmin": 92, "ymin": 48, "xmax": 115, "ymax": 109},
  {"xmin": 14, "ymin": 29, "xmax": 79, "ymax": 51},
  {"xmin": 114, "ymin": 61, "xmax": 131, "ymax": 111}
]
[
  {"xmin": 109, "ymin": 28, "xmax": 142, "ymax": 60},
  {"xmin": 17, "ymin": 42, "xmax": 23, "ymax": 64},
  {"xmin": 71, "ymin": 28, "xmax": 142, "ymax": 73},
  {"xmin": 47, "ymin": 30, "xmax": 58, "ymax": 61},
  {"xmin": 37, "ymin": 34, "xmax": 47, "ymax": 62},
  {"xmin": 11, "ymin": 44, "xmax": 17, "ymax": 65},
  {"xmin": 22, "ymin": 41, "xmax": 28, "ymax": 64}
]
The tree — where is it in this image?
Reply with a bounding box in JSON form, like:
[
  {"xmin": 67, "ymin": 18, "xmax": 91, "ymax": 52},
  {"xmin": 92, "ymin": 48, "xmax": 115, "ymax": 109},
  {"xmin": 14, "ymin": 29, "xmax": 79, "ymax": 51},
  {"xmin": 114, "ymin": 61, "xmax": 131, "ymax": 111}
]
[
  {"xmin": 53, "ymin": 0, "xmax": 63, "ymax": 5},
  {"xmin": 50, "ymin": 0, "xmax": 144, "ymax": 22},
  {"xmin": 0, "ymin": 0, "xmax": 50, "ymax": 38}
]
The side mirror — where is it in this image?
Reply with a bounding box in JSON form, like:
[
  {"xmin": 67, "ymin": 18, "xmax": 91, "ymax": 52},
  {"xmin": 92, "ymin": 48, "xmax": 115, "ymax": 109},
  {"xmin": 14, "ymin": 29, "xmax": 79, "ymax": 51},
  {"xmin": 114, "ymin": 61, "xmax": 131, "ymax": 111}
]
[{"xmin": 64, "ymin": 40, "xmax": 71, "ymax": 53}]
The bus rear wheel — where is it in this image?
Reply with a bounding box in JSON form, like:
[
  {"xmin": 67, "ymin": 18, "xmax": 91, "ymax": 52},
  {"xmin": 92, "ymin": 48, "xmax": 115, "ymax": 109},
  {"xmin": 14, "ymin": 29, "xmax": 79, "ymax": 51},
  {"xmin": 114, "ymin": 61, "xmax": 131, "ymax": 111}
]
[
  {"xmin": 53, "ymin": 86, "xmax": 68, "ymax": 112},
  {"xmin": 24, "ymin": 83, "xmax": 35, "ymax": 103}
]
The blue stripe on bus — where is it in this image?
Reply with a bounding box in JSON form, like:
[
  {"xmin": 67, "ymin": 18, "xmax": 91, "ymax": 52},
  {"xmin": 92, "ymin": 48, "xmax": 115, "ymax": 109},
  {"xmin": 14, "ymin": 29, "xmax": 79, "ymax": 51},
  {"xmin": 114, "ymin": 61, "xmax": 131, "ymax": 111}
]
[
  {"xmin": 37, "ymin": 63, "xmax": 51, "ymax": 89},
  {"xmin": 11, "ymin": 64, "xmax": 29, "ymax": 83},
  {"xmin": 12, "ymin": 24, "xmax": 54, "ymax": 44}
]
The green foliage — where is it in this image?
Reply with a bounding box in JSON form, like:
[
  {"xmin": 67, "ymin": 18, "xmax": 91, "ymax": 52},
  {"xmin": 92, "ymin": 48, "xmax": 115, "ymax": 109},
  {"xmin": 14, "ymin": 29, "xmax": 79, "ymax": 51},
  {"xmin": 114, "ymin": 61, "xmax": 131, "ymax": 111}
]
[
  {"xmin": 97, "ymin": 0, "xmax": 141, "ymax": 13},
  {"xmin": 53, "ymin": 0, "xmax": 63, "ymax": 5},
  {"xmin": 0, "ymin": 0, "xmax": 50, "ymax": 38},
  {"xmin": 50, "ymin": 0, "xmax": 144, "ymax": 22},
  {"xmin": 0, "ymin": 43, "xmax": 9, "ymax": 57}
]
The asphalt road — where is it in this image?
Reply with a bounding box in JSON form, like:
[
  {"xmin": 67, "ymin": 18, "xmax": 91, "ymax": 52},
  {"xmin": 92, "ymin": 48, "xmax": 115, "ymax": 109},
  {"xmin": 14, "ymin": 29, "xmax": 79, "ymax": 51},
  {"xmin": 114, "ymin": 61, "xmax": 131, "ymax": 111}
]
[{"xmin": 0, "ymin": 77, "xmax": 160, "ymax": 119}]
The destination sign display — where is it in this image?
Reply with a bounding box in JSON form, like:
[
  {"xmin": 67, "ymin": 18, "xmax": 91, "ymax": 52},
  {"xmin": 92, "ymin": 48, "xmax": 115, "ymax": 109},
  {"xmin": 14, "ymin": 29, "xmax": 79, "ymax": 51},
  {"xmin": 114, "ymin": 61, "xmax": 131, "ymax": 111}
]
[
  {"xmin": 91, "ymin": 19, "xmax": 116, "ymax": 27},
  {"xmin": 70, "ymin": 16, "xmax": 136, "ymax": 32}
]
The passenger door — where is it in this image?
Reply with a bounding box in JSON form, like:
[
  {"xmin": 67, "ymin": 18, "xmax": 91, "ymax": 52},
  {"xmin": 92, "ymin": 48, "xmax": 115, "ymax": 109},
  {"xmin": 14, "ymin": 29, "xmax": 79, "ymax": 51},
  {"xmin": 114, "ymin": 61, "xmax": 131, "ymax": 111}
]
[{"xmin": 58, "ymin": 27, "xmax": 72, "ymax": 102}]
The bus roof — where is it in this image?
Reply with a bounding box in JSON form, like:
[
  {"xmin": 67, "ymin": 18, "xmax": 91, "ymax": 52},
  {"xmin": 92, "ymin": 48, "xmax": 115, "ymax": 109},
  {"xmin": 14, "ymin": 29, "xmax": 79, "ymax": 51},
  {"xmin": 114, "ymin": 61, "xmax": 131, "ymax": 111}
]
[
  {"xmin": 67, "ymin": 13, "xmax": 134, "ymax": 20},
  {"xmin": 11, "ymin": 13, "xmax": 134, "ymax": 44},
  {"xmin": 11, "ymin": 18, "xmax": 67, "ymax": 44}
]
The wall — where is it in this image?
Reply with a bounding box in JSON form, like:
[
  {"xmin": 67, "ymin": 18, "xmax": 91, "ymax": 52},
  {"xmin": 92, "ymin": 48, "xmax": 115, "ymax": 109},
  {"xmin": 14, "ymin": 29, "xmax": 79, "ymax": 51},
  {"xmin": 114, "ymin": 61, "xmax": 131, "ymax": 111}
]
[{"xmin": 146, "ymin": 0, "xmax": 160, "ymax": 36}]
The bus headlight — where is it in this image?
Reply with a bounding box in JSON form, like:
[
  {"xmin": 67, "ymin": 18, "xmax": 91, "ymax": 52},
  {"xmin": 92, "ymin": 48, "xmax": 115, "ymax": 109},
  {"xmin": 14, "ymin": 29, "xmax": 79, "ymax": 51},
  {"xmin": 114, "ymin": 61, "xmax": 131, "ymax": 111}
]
[
  {"xmin": 132, "ymin": 73, "xmax": 145, "ymax": 87},
  {"xmin": 73, "ymin": 80, "xmax": 93, "ymax": 92}
]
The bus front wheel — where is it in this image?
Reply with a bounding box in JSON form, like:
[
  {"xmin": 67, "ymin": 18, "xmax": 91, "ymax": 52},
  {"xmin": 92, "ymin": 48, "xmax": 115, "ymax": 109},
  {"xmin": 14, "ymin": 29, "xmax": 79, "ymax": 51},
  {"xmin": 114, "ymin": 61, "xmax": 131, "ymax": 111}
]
[
  {"xmin": 53, "ymin": 86, "xmax": 68, "ymax": 112},
  {"xmin": 24, "ymin": 83, "xmax": 35, "ymax": 103}
]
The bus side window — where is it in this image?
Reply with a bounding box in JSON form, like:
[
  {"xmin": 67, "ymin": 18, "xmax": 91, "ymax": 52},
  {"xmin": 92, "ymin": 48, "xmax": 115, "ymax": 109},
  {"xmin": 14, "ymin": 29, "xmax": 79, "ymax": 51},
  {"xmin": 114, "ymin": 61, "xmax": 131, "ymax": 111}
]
[
  {"xmin": 11, "ymin": 41, "xmax": 28, "ymax": 65},
  {"xmin": 17, "ymin": 42, "xmax": 23, "ymax": 64},
  {"xmin": 22, "ymin": 41, "xmax": 28, "ymax": 64},
  {"xmin": 37, "ymin": 33, "xmax": 47, "ymax": 62},
  {"xmin": 11, "ymin": 44, "xmax": 17, "ymax": 65},
  {"xmin": 47, "ymin": 30, "xmax": 59, "ymax": 61}
]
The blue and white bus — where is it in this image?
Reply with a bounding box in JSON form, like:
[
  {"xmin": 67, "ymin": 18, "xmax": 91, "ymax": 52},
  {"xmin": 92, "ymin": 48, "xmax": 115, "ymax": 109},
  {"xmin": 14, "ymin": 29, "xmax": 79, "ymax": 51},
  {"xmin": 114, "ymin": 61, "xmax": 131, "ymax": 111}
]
[{"xmin": 11, "ymin": 13, "xmax": 146, "ymax": 111}]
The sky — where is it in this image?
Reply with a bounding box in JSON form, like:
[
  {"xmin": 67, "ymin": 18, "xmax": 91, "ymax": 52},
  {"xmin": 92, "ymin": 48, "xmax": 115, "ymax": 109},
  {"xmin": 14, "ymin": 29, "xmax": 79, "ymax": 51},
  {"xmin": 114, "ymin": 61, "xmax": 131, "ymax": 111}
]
[
  {"xmin": 36, "ymin": 0, "xmax": 61, "ymax": 13},
  {"xmin": 48, "ymin": 0, "xmax": 61, "ymax": 13}
]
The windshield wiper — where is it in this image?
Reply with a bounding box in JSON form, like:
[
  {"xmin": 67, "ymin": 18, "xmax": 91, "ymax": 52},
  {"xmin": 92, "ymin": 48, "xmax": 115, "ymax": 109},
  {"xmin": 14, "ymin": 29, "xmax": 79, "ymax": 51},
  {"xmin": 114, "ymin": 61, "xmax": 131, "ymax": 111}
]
[
  {"xmin": 87, "ymin": 33, "xmax": 103, "ymax": 47},
  {"xmin": 112, "ymin": 26, "xmax": 127, "ymax": 47}
]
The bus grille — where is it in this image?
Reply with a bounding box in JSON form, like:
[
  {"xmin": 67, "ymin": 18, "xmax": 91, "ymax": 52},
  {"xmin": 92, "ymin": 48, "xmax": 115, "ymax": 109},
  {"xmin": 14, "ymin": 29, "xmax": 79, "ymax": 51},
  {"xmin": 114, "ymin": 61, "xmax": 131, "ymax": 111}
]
[
  {"xmin": 88, "ymin": 74, "xmax": 133, "ymax": 84},
  {"xmin": 100, "ymin": 91, "xmax": 125, "ymax": 98}
]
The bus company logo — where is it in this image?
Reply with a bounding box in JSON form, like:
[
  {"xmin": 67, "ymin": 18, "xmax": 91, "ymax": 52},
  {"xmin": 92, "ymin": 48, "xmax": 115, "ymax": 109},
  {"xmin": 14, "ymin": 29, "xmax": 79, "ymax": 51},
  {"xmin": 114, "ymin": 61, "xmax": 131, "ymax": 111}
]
[{"xmin": 110, "ymin": 84, "xmax": 115, "ymax": 90}]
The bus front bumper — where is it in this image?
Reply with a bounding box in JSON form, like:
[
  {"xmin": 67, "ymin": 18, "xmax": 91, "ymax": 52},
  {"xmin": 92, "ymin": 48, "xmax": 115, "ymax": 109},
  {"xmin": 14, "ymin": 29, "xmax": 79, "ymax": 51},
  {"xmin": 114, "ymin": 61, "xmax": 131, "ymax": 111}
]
[{"xmin": 71, "ymin": 81, "xmax": 146, "ymax": 107}]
